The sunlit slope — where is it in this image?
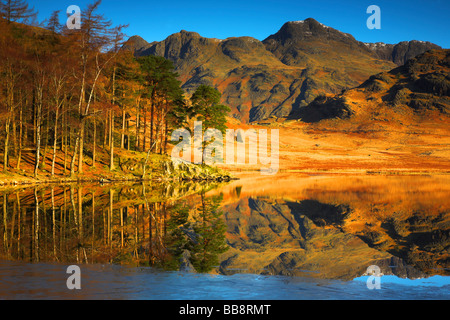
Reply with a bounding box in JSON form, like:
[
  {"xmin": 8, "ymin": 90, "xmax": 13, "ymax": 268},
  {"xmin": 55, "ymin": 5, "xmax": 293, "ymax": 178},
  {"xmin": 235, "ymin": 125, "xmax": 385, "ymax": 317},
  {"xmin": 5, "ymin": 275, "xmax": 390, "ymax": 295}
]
[{"xmin": 126, "ymin": 18, "xmax": 400, "ymax": 122}]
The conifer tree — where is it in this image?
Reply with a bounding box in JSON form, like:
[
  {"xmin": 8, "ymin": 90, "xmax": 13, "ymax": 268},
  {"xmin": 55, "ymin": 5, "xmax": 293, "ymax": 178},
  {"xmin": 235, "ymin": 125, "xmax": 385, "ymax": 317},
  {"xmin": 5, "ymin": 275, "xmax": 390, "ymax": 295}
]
[{"xmin": 191, "ymin": 85, "xmax": 230, "ymax": 164}]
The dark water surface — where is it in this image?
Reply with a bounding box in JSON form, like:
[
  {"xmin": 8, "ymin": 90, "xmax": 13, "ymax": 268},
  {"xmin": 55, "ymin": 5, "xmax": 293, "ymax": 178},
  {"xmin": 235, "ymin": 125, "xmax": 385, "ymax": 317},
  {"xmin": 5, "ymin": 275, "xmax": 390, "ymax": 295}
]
[
  {"xmin": 0, "ymin": 174, "xmax": 449, "ymax": 300},
  {"xmin": 0, "ymin": 260, "xmax": 448, "ymax": 300}
]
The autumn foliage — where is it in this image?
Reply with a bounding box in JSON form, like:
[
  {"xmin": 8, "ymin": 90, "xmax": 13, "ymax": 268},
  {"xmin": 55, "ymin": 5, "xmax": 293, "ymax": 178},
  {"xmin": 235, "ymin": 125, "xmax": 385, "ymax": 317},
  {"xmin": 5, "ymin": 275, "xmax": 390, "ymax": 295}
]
[{"xmin": 0, "ymin": 1, "xmax": 223, "ymax": 180}]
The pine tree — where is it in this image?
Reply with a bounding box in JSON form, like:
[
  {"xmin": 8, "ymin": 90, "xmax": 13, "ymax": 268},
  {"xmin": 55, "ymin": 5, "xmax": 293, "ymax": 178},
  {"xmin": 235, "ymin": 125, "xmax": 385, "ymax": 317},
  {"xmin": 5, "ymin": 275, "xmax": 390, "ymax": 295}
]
[
  {"xmin": 191, "ymin": 85, "xmax": 230, "ymax": 135},
  {"xmin": 137, "ymin": 55, "xmax": 185, "ymax": 153},
  {"xmin": 191, "ymin": 85, "xmax": 230, "ymax": 164}
]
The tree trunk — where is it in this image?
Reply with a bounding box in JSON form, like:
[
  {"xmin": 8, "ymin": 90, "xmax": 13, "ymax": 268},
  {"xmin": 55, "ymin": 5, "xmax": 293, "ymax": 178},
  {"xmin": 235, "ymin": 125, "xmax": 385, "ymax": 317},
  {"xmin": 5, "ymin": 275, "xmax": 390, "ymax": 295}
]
[
  {"xmin": 110, "ymin": 110, "xmax": 114, "ymax": 171},
  {"xmin": 32, "ymin": 90, "xmax": 37, "ymax": 145},
  {"xmin": 16, "ymin": 104, "xmax": 23, "ymax": 170},
  {"xmin": 104, "ymin": 112, "xmax": 108, "ymax": 148},
  {"xmin": 51, "ymin": 106, "xmax": 60, "ymax": 177},
  {"xmin": 150, "ymin": 94, "xmax": 155, "ymax": 152},
  {"xmin": 126, "ymin": 119, "xmax": 130, "ymax": 151},
  {"xmin": 78, "ymin": 119, "xmax": 85, "ymax": 174},
  {"xmin": 34, "ymin": 104, "xmax": 42, "ymax": 178},
  {"xmin": 92, "ymin": 117, "xmax": 96, "ymax": 167},
  {"xmin": 77, "ymin": 53, "xmax": 88, "ymax": 176},
  {"xmin": 63, "ymin": 102, "xmax": 68, "ymax": 175},
  {"xmin": 164, "ymin": 120, "xmax": 168, "ymax": 154},
  {"xmin": 42, "ymin": 104, "xmax": 51, "ymax": 170},
  {"xmin": 12, "ymin": 103, "xmax": 17, "ymax": 157},
  {"xmin": 159, "ymin": 113, "xmax": 164, "ymax": 155},
  {"xmin": 70, "ymin": 136, "xmax": 79, "ymax": 176},
  {"xmin": 136, "ymin": 102, "xmax": 140, "ymax": 151},
  {"xmin": 121, "ymin": 108, "xmax": 125, "ymax": 149},
  {"xmin": 143, "ymin": 105, "xmax": 147, "ymax": 152},
  {"xmin": 3, "ymin": 118, "xmax": 10, "ymax": 173}
]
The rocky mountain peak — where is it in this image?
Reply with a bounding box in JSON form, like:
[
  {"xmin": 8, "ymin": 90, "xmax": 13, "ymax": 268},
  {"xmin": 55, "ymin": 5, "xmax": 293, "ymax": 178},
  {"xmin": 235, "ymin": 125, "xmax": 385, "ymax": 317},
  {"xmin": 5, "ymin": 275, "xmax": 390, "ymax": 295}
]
[
  {"xmin": 264, "ymin": 18, "xmax": 357, "ymax": 46},
  {"xmin": 177, "ymin": 29, "xmax": 202, "ymax": 38},
  {"xmin": 122, "ymin": 35, "xmax": 151, "ymax": 55},
  {"xmin": 122, "ymin": 19, "xmax": 444, "ymax": 122}
]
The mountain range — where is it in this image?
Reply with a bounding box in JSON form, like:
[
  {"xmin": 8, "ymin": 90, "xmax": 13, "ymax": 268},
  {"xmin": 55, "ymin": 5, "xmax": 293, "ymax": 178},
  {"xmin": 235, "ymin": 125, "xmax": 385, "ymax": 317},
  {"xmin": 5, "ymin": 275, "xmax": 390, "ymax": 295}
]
[
  {"xmin": 290, "ymin": 48, "xmax": 450, "ymax": 123},
  {"xmin": 124, "ymin": 18, "xmax": 443, "ymax": 123}
]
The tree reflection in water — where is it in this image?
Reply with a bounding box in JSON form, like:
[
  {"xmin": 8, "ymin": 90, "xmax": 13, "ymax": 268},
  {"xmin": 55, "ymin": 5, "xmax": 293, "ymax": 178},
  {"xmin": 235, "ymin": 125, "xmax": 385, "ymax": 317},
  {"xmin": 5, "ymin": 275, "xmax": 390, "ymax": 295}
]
[
  {"xmin": 0, "ymin": 182, "xmax": 228, "ymax": 274},
  {"xmin": 0, "ymin": 174, "xmax": 449, "ymax": 280}
]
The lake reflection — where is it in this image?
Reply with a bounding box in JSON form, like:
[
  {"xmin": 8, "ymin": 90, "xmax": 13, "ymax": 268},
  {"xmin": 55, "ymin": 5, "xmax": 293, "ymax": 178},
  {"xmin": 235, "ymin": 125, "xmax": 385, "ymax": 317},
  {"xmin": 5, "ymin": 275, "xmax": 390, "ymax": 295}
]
[
  {"xmin": 0, "ymin": 173, "xmax": 449, "ymax": 286},
  {"xmin": 212, "ymin": 173, "xmax": 450, "ymax": 280},
  {"xmin": 0, "ymin": 180, "xmax": 228, "ymax": 273}
]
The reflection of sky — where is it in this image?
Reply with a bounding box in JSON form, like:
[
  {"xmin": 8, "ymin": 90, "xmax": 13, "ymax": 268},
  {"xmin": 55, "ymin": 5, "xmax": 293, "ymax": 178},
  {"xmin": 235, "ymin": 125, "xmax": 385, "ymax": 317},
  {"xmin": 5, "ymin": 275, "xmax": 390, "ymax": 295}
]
[
  {"xmin": 1, "ymin": 261, "xmax": 449, "ymax": 300},
  {"xmin": 353, "ymin": 275, "xmax": 450, "ymax": 287}
]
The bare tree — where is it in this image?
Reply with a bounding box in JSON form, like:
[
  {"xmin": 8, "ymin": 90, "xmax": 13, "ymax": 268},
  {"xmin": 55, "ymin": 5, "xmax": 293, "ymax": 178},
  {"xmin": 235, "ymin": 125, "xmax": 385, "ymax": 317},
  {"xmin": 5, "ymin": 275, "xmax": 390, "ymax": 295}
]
[
  {"xmin": 0, "ymin": 0, "xmax": 37, "ymax": 24},
  {"xmin": 33, "ymin": 64, "xmax": 45, "ymax": 178},
  {"xmin": 1, "ymin": 58, "xmax": 23, "ymax": 172},
  {"xmin": 45, "ymin": 10, "xmax": 61, "ymax": 33},
  {"xmin": 68, "ymin": 0, "xmax": 127, "ymax": 174}
]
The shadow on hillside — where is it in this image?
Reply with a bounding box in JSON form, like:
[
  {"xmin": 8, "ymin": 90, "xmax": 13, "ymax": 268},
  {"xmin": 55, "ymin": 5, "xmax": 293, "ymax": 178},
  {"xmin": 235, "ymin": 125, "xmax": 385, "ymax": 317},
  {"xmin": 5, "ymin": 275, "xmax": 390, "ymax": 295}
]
[{"xmin": 287, "ymin": 95, "xmax": 353, "ymax": 123}]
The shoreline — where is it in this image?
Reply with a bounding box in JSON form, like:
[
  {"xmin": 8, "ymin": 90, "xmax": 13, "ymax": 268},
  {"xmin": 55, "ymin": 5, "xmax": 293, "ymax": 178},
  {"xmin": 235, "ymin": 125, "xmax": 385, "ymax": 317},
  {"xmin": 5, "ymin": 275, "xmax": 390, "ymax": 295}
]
[
  {"xmin": 0, "ymin": 163, "xmax": 236, "ymax": 189},
  {"xmin": 1, "ymin": 166, "xmax": 449, "ymax": 189}
]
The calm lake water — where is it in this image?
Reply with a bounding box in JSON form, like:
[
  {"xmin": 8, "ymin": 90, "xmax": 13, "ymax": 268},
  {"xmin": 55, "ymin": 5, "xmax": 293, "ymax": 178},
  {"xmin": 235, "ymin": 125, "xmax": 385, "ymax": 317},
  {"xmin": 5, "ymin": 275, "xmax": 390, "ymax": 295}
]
[{"xmin": 0, "ymin": 173, "xmax": 449, "ymax": 300}]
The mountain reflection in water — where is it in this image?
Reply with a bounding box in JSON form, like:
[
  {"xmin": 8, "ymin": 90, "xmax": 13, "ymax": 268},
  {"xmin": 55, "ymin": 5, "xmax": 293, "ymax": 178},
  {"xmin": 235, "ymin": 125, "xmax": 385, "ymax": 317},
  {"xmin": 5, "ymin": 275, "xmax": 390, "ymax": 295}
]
[
  {"xmin": 213, "ymin": 173, "xmax": 450, "ymax": 280},
  {"xmin": 0, "ymin": 173, "xmax": 449, "ymax": 297}
]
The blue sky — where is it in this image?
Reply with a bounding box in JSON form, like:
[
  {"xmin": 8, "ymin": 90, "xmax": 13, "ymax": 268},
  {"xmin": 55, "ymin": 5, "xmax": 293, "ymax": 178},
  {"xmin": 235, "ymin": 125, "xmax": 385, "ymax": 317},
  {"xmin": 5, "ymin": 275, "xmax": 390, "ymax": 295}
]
[{"xmin": 29, "ymin": 0, "xmax": 449, "ymax": 48}]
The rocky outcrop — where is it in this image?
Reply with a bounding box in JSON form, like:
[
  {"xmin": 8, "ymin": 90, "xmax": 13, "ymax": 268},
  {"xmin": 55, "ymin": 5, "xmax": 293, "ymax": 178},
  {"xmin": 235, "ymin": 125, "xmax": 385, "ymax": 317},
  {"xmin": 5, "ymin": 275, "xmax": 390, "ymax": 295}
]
[
  {"xmin": 163, "ymin": 158, "xmax": 233, "ymax": 182},
  {"xmin": 289, "ymin": 49, "xmax": 450, "ymax": 122},
  {"xmin": 364, "ymin": 40, "xmax": 442, "ymax": 66},
  {"xmin": 366, "ymin": 49, "xmax": 450, "ymax": 113},
  {"xmin": 288, "ymin": 95, "xmax": 354, "ymax": 123}
]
